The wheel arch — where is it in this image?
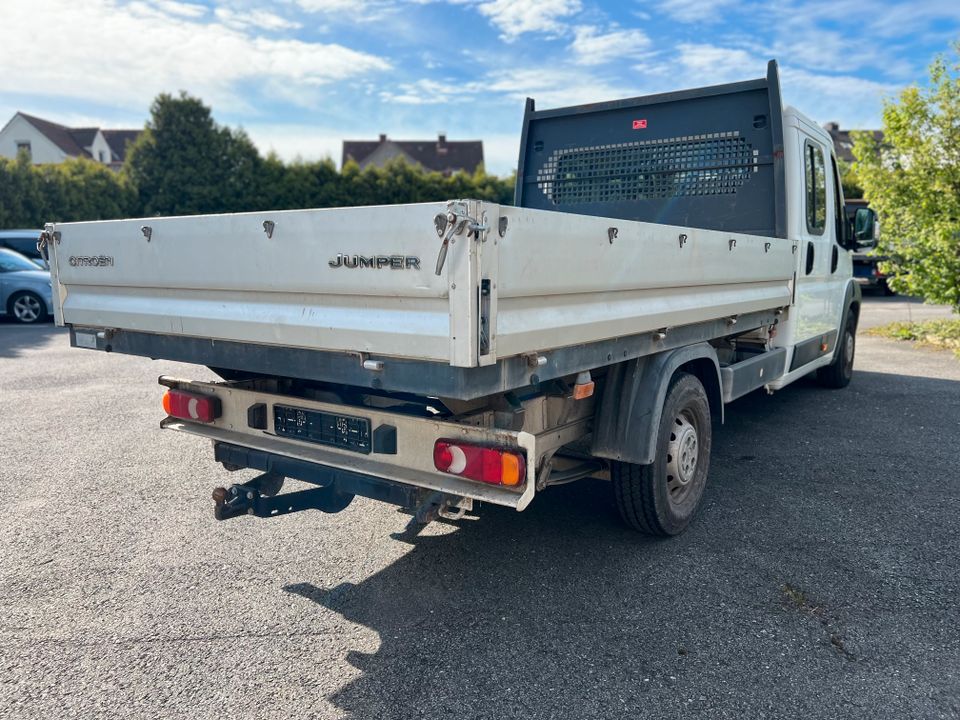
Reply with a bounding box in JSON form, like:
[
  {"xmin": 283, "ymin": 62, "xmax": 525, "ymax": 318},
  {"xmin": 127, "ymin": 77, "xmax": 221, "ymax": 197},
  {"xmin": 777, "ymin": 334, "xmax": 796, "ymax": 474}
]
[{"xmin": 592, "ymin": 342, "xmax": 722, "ymax": 466}]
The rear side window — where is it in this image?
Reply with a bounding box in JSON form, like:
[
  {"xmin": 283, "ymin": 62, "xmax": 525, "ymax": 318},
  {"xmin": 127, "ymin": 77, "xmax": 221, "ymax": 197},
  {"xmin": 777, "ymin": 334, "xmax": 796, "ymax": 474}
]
[
  {"xmin": 804, "ymin": 141, "xmax": 826, "ymax": 235},
  {"xmin": 5, "ymin": 237, "xmax": 40, "ymax": 258}
]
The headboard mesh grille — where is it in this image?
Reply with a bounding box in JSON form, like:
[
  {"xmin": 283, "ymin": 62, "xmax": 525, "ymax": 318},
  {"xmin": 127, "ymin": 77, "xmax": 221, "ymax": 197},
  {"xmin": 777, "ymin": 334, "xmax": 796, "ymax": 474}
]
[{"xmin": 535, "ymin": 132, "xmax": 757, "ymax": 205}]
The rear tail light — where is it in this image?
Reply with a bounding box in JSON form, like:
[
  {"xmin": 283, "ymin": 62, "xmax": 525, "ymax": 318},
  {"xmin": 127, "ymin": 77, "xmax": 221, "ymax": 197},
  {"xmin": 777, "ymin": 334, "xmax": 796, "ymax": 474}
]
[
  {"xmin": 162, "ymin": 389, "xmax": 221, "ymax": 423},
  {"xmin": 433, "ymin": 440, "xmax": 526, "ymax": 487}
]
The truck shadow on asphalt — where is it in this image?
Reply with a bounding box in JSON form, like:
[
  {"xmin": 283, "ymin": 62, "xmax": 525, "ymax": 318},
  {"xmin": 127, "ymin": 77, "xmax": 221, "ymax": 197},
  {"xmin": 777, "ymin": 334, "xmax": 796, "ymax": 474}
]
[
  {"xmin": 0, "ymin": 320, "xmax": 62, "ymax": 358},
  {"xmin": 283, "ymin": 369, "xmax": 960, "ymax": 719}
]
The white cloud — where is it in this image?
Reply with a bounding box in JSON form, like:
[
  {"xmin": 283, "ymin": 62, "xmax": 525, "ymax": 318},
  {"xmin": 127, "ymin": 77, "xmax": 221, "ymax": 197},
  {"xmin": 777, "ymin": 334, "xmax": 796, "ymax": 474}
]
[
  {"xmin": 290, "ymin": 0, "xmax": 400, "ymax": 21},
  {"xmin": 473, "ymin": 0, "xmax": 582, "ymax": 41},
  {"xmin": 777, "ymin": 0, "xmax": 960, "ymax": 40},
  {"xmin": 570, "ymin": 25, "xmax": 650, "ymax": 65},
  {"xmin": 675, "ymin": 43, "xmax": 759, "ymax": 81},
  {"xmin": 779, "ymin": 67, "xmax": 899, "ymax": 126},
  {"xmin": 485, "ymin": 66, "xmax": 641, "ymax": 107},
  {"xmin": 293, "ymin": 0, "xmax": 371, "ymax": 9},
  {"xmin": 381, "ymin": 60, "xmax": 650, "ymax": 111},
  {"xmin": 150, "ymin": 0, "xmax": 206, "ymax": 18},
  {"xmin": 379, "ymin": 78, "xmax": 484, "ymax": 105},
  {"xmin": 0, "ymin": 0, "xmax": 390, "ymax": 113},
  {"xmin": 214, "ymin": 7, "xmax": 302, "ymax": 31},
  {"xmin": 659, "ymin": 0, "xmax": 739, "ymax": 23},
  {"xmin": 671, "ymin": 43, "xmax": 897, "ymax": 128}
]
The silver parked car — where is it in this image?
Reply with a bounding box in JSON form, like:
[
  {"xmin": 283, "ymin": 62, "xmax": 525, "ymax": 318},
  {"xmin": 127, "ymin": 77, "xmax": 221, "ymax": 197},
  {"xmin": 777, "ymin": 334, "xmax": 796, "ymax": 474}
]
[{"xmin": 0, "ymin": 247, "xmax": 54, "ymax": 324}]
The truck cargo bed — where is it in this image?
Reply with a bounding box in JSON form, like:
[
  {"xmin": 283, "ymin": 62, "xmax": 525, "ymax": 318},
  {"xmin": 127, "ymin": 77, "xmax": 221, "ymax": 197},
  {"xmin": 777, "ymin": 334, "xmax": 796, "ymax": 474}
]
[{"xmin": 48, "ymin": 200, "xmax": 794, "ymax": 370}]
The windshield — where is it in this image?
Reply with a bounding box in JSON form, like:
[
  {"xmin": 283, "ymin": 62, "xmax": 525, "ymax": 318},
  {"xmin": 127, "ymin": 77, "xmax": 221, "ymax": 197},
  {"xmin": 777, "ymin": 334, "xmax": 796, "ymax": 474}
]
[{"xmin": 0, "ymin": 249, "xmax": 45, "ymax": 273}]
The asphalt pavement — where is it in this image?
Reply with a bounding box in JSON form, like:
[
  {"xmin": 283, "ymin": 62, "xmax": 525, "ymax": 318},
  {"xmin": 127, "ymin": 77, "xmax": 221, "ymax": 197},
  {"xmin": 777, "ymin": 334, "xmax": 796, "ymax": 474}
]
[{"xmin": 1, "ymin": 297, "xmax": 958, "ymax": 719}]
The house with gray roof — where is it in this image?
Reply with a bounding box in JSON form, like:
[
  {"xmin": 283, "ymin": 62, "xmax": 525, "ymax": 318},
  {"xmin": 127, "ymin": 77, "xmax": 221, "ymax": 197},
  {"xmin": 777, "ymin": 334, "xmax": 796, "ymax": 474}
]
[
  {"xmin": 342, "ymin": 133, "xmax": 484, "ymax": 175},
  {"xmin": 0, "ymin": 112, "xmax": 142, "ymax": 170},
  {"xmin": 823, "ymin": 122, "xmax": 883, "ymax": 164}
]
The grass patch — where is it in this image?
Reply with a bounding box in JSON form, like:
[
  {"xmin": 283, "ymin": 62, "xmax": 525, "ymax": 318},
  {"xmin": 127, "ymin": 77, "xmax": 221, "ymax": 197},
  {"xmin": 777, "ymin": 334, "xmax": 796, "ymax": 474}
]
[
  {"xmin": 780, "ymin": 583, "xmax": 810, "ymax": 609},
  {"xmin": 866, "ymin": 318, "xmax": 960, "ymax": 358},
  {"xmin": 779, "ymin": 583, "xmax": 855, "ymax": 660}
]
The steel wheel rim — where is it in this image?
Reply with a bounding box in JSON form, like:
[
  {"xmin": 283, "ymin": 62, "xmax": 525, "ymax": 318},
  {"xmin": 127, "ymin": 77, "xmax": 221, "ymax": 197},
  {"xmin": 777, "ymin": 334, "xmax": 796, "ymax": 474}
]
[
  {"xmin": 13, "ymin": 295, "xmax": 41, "ymax": 322},
  {"xmin": 666, "ymin": 410, "xmax": 699, "ymax": 503},
  {"xmin": 844, "ymin": 330, "xmax": 854, "ymax": 375}
]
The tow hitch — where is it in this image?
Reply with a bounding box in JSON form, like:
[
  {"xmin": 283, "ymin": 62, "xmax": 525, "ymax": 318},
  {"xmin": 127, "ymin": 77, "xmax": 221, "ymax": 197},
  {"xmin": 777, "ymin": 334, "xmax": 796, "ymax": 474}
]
[
  {"xmin": 212, "ymin": 472, "xmax": 353, "ymax": 520},
  {"xmin": 207, "ymin": 443, "xmax": 467, "ymax": 524}
]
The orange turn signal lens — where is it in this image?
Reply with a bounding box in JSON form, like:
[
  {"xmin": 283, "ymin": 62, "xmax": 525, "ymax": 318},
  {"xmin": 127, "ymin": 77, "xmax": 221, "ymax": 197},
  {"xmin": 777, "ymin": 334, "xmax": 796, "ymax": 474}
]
[
  {"xmin": 572, "ymin": 380, "xmax": 595, "ymax": 400},
  {"xmin": 500, "ymin": 453, "xmax": 523, "ymax": 486}
]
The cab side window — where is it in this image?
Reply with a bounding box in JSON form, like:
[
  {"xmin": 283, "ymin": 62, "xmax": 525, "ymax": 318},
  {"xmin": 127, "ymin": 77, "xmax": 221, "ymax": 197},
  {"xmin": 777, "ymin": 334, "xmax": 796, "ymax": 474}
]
[
  {"xmin": 830, "ymin": 155, "xmax": 846, "ymax": 246},
  {"xmin": 804, "ymin": 141, "xmax": 826, "ymax": 235}
]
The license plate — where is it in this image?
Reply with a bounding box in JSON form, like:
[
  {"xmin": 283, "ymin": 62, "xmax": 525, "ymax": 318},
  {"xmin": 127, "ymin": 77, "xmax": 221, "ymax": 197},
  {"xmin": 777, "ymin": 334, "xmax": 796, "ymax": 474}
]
[
  {"xmin": 273, "ymin": 404, "xmax": 371, "ymax": 454},
  {"xmin": 74, "ymin": 331, "xmax": 98, "ymax": 349}
]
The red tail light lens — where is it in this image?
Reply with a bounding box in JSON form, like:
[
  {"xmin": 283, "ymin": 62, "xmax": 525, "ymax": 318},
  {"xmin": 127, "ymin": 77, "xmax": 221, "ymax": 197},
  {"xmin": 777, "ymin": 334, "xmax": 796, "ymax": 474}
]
[
  {"xmin": 433, "ymin": 440, "xmax": 526, "ymax": 487},
  {"xmin": 162, "ymin": 389, "xmax": 221, "ymax": 423}
]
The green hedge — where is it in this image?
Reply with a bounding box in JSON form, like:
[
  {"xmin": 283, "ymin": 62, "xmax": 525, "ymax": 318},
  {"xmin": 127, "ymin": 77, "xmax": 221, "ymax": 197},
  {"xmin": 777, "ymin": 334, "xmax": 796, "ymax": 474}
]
[
  {"xmin": 0, "ymin": 151, "xmax": 514, "ymax": 230},
  {"xmin": 0, "ymin": 154, "xmax": 137, "ymax": 229}
]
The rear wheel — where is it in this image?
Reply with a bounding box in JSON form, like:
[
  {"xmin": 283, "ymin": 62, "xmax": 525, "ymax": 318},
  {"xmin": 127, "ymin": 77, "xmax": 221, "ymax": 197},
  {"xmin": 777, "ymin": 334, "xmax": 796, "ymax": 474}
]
[
  {"xmin": 612, "ymin": 372, "xmax": 712, "ymax": 536},
  {"xmin": 818, "ymin": 314, "xmax": 856, "ymax": 389},
  {"xmin": 8, "ymin": 291, "xmax": 46, "ymax": 324}
]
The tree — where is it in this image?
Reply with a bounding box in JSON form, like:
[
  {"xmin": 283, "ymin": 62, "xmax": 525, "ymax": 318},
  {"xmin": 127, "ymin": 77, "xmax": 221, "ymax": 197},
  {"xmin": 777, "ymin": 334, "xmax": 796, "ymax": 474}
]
[
  {"xmin": 124, "ymin": 92, "xmax": 262, "ymax": 216},
  {"xmin": 853, "ymin": 46, "xmax": 960, "ymax": 310},
  {"xmin": 37, "ymin": 158, "xmax": 137, "ymax": 222},
  {"xmin": 837, "ymin": 158, "xmax": 863, "ymax": 200},
  {"xmin": 0, "ymin": 152, "xmax": 41, "ymax": 228}
]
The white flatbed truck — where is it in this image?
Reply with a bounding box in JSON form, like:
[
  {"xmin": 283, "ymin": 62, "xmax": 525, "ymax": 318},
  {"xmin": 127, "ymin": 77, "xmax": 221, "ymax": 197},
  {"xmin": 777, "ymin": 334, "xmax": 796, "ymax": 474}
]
[{"xmin": 42, "ymin": 61, "xmax": 877, "ymax": 535}]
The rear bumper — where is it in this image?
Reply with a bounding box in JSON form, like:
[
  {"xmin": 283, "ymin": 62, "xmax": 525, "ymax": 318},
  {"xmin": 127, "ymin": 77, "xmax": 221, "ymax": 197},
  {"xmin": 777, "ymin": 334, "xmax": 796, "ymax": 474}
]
[
  {"xmin": 158, "ymin": 377, "xmax": 585, "ymax": 510},
  {"xmin": 853, "ymin": 276, "xmax": 886, "ymax": 288}
]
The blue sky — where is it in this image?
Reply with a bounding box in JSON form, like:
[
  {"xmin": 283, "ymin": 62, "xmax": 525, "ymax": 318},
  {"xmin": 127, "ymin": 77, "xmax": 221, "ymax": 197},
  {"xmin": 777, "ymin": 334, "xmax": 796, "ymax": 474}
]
[{"xmin": 2, "ymin": 0, "xmax": 959, "ymax": 174}]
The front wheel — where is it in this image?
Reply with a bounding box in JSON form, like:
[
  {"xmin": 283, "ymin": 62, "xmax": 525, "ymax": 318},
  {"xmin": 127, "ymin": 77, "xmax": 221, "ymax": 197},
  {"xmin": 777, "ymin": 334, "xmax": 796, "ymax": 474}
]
[
  {"xmin": 612, "ymin": 372, "xmax": 712, "ymax": 536},
  {"xmin": 818, "ymin": 314, "xmax": 856, "ymax": 389}
]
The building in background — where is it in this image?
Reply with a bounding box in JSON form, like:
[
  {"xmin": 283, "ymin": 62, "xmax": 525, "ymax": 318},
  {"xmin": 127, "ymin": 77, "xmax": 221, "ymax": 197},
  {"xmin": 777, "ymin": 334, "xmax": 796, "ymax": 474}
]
[
  {"xmin": 0, "ymin": 112, "xmax": 142, "ymax": 170},
  {"xmin": 823, "ymin": 122, "xmax": 883, "ymax": 163},
  {"xmin": 342, "ymin": 132, "xmax": 484, "ymax": 175}
]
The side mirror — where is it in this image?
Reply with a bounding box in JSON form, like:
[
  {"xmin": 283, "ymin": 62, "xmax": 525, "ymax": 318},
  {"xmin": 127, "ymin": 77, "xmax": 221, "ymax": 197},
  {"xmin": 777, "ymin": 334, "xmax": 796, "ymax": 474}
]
[{"xmin": 853, "ymin": 207, "xmax": 878, "ymax": 249}]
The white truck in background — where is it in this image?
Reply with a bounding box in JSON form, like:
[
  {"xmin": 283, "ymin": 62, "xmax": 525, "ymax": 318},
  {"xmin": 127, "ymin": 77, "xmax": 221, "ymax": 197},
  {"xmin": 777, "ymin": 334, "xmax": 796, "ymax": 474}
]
[{"xmin": 41, "ymin": 60, "xmax": 877, "ymax": 536}]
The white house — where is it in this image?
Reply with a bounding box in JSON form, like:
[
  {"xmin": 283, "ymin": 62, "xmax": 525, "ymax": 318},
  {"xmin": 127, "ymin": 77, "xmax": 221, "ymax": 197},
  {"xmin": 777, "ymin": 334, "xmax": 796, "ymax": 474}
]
[{"xmin": 0, "ymin": 112, "xmax": 141, "ymax": 169}]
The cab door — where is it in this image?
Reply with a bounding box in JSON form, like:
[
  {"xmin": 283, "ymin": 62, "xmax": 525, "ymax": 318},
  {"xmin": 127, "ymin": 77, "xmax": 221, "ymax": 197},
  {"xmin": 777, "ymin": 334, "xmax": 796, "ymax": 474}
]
[{"xmin": 790, "ymin": 130, "xmax": 843, "ymax": 369}]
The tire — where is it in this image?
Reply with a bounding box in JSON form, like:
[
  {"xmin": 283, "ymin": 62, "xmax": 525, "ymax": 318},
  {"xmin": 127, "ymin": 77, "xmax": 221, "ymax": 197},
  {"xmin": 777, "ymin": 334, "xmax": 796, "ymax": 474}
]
[
  {"xmin": 612, "ymin": 372, "xmax": 712, "ymax": 536},
  {"xmin": 881, "ymin": 279, "xmax": 896, "ymax": 296},
  {"xmin": 7, "ymin": 291, "xmax": 47, "ymax": 324},
  {"xmin": 818, "ymin": 314, "xmax": 856, "ymax": 389}
]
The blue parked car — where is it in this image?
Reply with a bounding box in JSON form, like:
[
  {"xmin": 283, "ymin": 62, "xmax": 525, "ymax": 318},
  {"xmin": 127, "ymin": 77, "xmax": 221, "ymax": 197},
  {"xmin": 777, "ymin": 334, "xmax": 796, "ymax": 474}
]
[{"xmin": 0, "ymin": 247, "xmax": 53, "ymax": 324}]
